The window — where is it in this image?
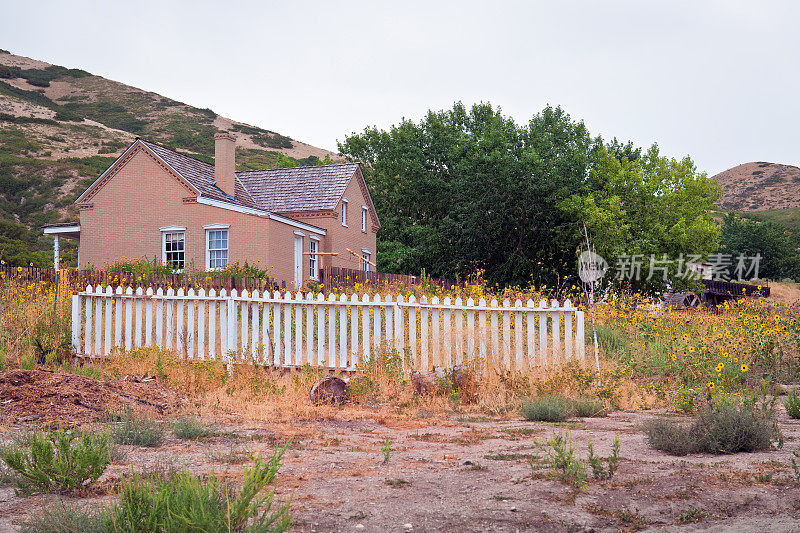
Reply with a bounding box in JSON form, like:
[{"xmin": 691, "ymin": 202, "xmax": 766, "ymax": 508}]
[
  {"xmin": 361, "ymin": 206, "xmax": 368, "ymax": 232},
  {"xmin": 361, "ymin": 250, "xmax": 371, "ymax": 272},
  {"xmin": 309, "ymin": 239, "xmax": 319, "ymax": 280},
  {"xmin": 206, "ymin": 227, "xmax": 229, "ymax": 269},
  {"xmin": 341, "ymin": 198, "xmax": 348, "ymax": 226},
  {"xmin": 161, "ymin": 228, "xmax": 185, "ymax": 270}
]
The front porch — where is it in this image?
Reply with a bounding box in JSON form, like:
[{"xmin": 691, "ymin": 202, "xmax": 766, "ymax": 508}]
[{"xmin": 42, "ymin": 223, "xmax": 80, "ymax": 269}]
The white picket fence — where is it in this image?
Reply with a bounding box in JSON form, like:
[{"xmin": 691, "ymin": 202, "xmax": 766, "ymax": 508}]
[{"xmin": 71, "ymin": 286, "xmax": 586, "ymax": 371}]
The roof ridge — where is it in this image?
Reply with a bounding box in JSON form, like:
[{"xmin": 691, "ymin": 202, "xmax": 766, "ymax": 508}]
[
  {"xmin": 236, "ymin": 162, "xmax": 358, "ymax": 174},
  {"xmin": 139, "ymin": 138, "xmax": 214, "ymax": 168}
]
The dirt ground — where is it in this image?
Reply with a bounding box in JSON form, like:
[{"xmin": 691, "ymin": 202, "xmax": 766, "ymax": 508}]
[{"xmin": 2, "ymin": 374, "xmax": 800, "ymax": 532}]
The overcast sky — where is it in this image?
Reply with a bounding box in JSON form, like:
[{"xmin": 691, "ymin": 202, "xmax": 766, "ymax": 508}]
[{"xmin": 2, "ymin": 0, "xmax": 798, "ymax": 175}]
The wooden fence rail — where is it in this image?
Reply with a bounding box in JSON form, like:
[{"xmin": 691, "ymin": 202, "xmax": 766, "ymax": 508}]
[
  {"xmin": 72, "ymin": 285, "xmax": 585, "ymax": 371},
  {"xmin": 321, "ymin": 266, "xmax": 462, "ymax": 291},
  {"xmin": 0, "ymin": 267, "xmax": 275, "ymax": 292}
]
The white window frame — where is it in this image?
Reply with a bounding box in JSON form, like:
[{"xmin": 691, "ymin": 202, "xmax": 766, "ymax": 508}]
[
  {"xmin": 361, "ymin": 248, "xmax": 371, "ymax": 272},
  {"xmin": 309, "ymin": 237, "xmax": 320, "ymax": 280},
  {"xmin": 341, "ymin": 198, "xmax": 348, "ymax": 227},
  {"xmin": 160, "ymin": 226, "xmax": 186, "ymax": 271},
  {"xmin": 204, "ymin": 224, "xmax": 230, "ymax": 270},
  {"xmin": 361, "ymin": 205, "xmax": 368, "ymax": 232}
]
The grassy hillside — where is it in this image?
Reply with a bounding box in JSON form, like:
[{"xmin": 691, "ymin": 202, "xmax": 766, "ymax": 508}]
[{"xmin": 0, "ymin": 49, "xmax": 336, "ymax": 267}]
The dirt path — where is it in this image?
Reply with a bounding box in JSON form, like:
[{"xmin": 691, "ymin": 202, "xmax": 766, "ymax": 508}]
[{"xmin": 2, "ymin": 407, "xmax": 800, "ymax": 532}]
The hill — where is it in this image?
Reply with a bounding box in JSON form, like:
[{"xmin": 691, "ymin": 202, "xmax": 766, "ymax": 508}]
[
  {"xmin": 713, "ymin": 161, "xmax": 800, "ymax": 212},
  {"xmin": 0, "ymin": 49, "xmax": 337, "ymax": 266}
]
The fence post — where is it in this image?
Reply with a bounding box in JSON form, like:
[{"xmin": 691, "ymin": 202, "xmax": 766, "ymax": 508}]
[
  {"xmin": 226, "ymin": 289, "xmax": 237, "ymax": 364},
  {"xmin": 71, "ymin": 293, "xmax": 80, "ymax": 353}
]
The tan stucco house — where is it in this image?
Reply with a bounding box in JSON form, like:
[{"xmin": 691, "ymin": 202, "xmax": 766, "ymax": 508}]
[{"xmin": 44, "ymin": 133, "xmax": 380, "ymax": 288}]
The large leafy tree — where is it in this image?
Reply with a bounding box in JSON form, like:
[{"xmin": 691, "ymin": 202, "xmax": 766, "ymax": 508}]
[
  {"xmin": 340, "ymin": 102, "xmax": 721, "ymax": 291},
  {"xmin": 720, "ymin": 214, "xmax": 800, "ymax": 281}
]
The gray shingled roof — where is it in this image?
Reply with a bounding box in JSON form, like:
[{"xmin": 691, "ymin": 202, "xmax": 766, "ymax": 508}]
[
  {"xmin": 237, "ymin": 164, "xmax": 359, "ymax": 213},
  {"xmin": 141, "ymin": 140, "xmax": 259, "ymax": 209},
  {"xmin": 139, "ymin": 140, "xmax": 359, "ymax": 215}
]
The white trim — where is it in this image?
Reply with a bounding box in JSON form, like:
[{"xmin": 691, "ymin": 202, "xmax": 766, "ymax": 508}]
[
  {"xmin": 309, "ymin": 239, "xmax": 319, "ymax": 280},
  {"xmin": 361, "ymin": 206, "xmax": 368, "ymax": 232},
  {"xmin": 293, "ymin": 230, "xmax": 306, "ymax": 236},
  {"xmin": 361, "ymin": 248, "xmax": 372, "ymax": 254},
  {"xmin": 205, "ymin": 227, "xmax": 229, "ymax": 270},
  {"xmin": 310, "ymin": 235, "xmax": 321, "ymax": 241},
  {"xmin": 197, "ymin": 196, "xmax": 327, "ymax": 235},
  {"xmin": 268, "ymin": 213, "xmax": 326, "ymax": 235},
  {"xmin": 162, "ymin": 229, "xmax": 186, "ymax": 270},
  {"xmin": 196, "ymin": 195, "xmax": 270, "ymax": 217},
  {"xmin": 43, "ymin": 225, "xmax": 80, "ymax": 235},
  {"xmin": 76, "ymin": 140, "xmax": 202, "ymax": 204},
  {"xmin": 341, "ymin": 198, "xmax": 348, "ymax": 227}
]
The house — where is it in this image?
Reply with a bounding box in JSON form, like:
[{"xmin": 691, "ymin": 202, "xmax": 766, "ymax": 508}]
[{"xmin": 43, "ymin": 133, "xmax": 380, "ymax": 287}]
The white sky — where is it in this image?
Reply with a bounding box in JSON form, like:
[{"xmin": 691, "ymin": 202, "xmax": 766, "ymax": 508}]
[{"xmin": 2, "ymin": 0, "xmax": 798, "ymax": 175}]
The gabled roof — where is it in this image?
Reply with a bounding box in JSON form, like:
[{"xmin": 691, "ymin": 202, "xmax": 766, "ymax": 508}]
[
  {"xmin": 76, "ymin": 139, "xmax": 379, "ymax": 228},
  {"xmin": 140, "ymin": 140, "xmax": 259, "ymax": 209},
  {"xmin": 237, "ymin": 164, "xmax": 360, "ymax": 213}
]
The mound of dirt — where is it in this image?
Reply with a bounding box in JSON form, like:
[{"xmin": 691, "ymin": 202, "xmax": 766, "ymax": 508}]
[{"xmin": 0, "ymin": 369, "xmax": 182, "ymax": 427}]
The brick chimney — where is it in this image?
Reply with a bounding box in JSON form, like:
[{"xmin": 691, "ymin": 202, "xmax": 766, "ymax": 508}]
[{"xmin": 214, "ymin": 132, "xmax": 236, "ymax": 197}]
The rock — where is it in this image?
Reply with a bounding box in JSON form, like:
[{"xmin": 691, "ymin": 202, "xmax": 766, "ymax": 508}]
[
  {"xmin": 403, "ymin": 524, "xmax": 413, "ymax": 530},
  {"xmin": 310, "ymin": 375, "xmax": 348, "ymax": 405},
  {"xmin": 411, "ymin": 371, "xmax": 436, "ymax": 395}
]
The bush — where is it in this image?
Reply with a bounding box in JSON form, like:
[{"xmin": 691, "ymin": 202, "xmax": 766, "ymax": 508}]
[
  {"xmin": 21, "ymin": 503, "xmax": 107, "ymax": 533},
  {"xmin": 108, "ymin": 407, "xmax": 165, "ymax": 447},
  {"xmin": 522, "ymin": 395, "xmax": 573, "ymax": 422},
  {"xmin": 109, "ymin": 448, "xmax": 290, "ymax": 532},
  {"xmin": 643, "ymin": 404, "xmax": 781, "ymax": 456},
  {"xmin": 21, "ymin": 448, "xmax": 291, "ymax": 532},
  {"xmin": 0, "ymin": 429, "xmax": 110, "ymax": 494},
  {"xmin": 545, "ymin": 431, "xmax": 586, "ymax": 488},
  {"xmin": 172, "ymin": 417, "xmax": 218, "ymax": 440},
  {"xmin": 574, "ymin": 397, "xmax": 605, "ymax": 418},
  {"xmin": 784, "ymin": 390, "xmax": 800, "ymax": 419}
]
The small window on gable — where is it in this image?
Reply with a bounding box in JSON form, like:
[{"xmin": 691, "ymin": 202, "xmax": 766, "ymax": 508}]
[
  {"xmin": 361, "ymin": 206, "xmax": 368, "ymax": 232},
  {"xmin": 341, "ymin": 198, "xmax": 348, "ymax": 226}
]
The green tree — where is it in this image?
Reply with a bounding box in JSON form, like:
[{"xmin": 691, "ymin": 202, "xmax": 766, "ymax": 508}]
[
  {"xmin": 562, "ymin": 145, "xmax": 721, "ymax": 293},
  {"xmin": 720, "ymin": 213, "xmax": 800, "ymax": 281},
  {"xmin": 340, "ymin": 102, "xmax": 721, "ymax": 291}
]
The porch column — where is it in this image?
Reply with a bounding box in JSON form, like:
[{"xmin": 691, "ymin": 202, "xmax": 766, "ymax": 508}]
[{"xmin": 53, "ymin": 235, "xmax": 60, "ymax": 270}]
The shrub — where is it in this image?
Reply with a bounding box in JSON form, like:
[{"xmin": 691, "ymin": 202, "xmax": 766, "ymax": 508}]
[
  {"xmin": 545, "ymin": 431, "xmax": 586, "ymax": 488},
  {"xmin": 21, "ymin": 448, "xmax": 291, "ymax": 532},
  {"xmin": 20, "ymin": 503, "xmax": 106, "ymax": 533},
  {"xmin": 0, "ymin": 429, "xmax": 110, "ymax": 494},
  {"xmin": 642, "ymin": 418, "xmax": 697, "ymax": 456},
  {"xmin": 587, "ymin": 437, "xmax": 620, "ymax": 480},
  {"xmin": 108, "ymin": 407, "xmax": 165, "ymax": 447},
  {"xmin": 108, "ymin": 448, "xmax": 290, "ymax": 532},
  {"xmin": 643, "ymin": 404, "xmax": 781, "ymax": 456},
  {"xmin": 522, "ymin": 395, "xmax": 573, "ymax": 422},
  {"xmin": 172, "ymin": 417, "xmax": 218, "ymax": 440},
  {"xmin": 574, "ymin": 397, "xmax": 605, "ymax": 418},
  {"xmin": 785, "ymin": 390, "xmax": 800, "ymax": 419}
]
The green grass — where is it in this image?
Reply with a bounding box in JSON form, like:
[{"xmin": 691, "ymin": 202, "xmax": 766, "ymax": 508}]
[
  {"xmin": 108, "ymin": 407, "xmax": 166, "ymax": 447},
  {"xmin": 171, "ymin": 417, "xmax": 218, "ymax": 440},
  {"xmin": 522, "ymin": 395, "xmax": 573, "ymax": 422},
  {"xmin": 784, "ymin": 390, "xmax": 800, "ymax": 419},
  {"xmin": 740, "ymin": 207, "xmax": 800, "ymax": 232}
]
